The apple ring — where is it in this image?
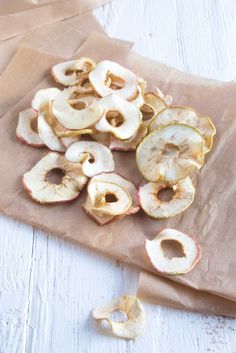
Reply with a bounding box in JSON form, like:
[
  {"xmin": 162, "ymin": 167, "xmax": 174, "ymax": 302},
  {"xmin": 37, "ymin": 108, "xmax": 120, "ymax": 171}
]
[
  {"xmin": 52, "ymin": 88, "xmax": 103, "ymax": 130},
  {"xmin": 139, "ymin": 177, "xmax": 195, "ymax": 218},
  {"xmin": 93, "ymin": 295, "xmax": 146, "ymax": 340},
  {"xmin": 23, "ymin": 152, "xmax": 87, "ymax": 204},
  {"xmin": 149, "ymin": 106, "xmax": 216, "ymax": 153},
  {"xmin": 145, "ymin": 228, "xmax": 201, "ymax": 274},
  {"xmin": 65, "ymin": 141, "xmax": 115, "ymax": 177},
  {"xmin": 136, "ymin": 123, "xmax": 204, "ymax": 182},
  {"xmin": 16, "ymin": 108, "xmax": 44, "ymax": 147},
  {"xmin": 51, "ymin": 57, "xmax": 95, "ymax": 86},
  {"xmin": 95, "ymin": 94, "xmax": 142, "ymax": 140},
  {"xmin": 88, "ymin": 181, "xmax": 132, "ymax": 216},
  {"xmin": 89, "ymin": 60, "xmax": 138, "ymax": 100}
]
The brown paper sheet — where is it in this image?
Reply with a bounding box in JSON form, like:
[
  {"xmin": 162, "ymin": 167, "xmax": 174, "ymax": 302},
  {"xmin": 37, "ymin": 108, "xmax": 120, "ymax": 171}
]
[
  {"xmin": 0, "ymin": 0, "xmax": 111, "ymax": 41},
  {"xmin": 138, "ymin": 271, "xmax": 236, "ymax": 317},
  {"xmin": 0, "ymin": 11, "xmax": 104, "ymax": 74},
  {"xmin": 0, "ymin": 0, "xmax": 64, "ymax": 15},
  {"xmin": 1, "ymin": 32, "xmax": 236, "ymax": 317}
]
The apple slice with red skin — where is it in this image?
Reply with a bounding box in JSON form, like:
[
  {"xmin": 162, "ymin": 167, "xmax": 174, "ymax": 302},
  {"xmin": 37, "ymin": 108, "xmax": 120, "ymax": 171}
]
[
  {"xmin": 16, "ymin": 108, "xmax": 45, "ymax": 148},
  {"xmin": 145, "ymin": 228, "xmax": 201, "ymax": 275},
  {"xmin": 23, "ymin": 152, "xmax": 87, "ymax": 204},
  {"xmin": 83, "ymin": 172, "xmax": 140, "ymax": 225}
]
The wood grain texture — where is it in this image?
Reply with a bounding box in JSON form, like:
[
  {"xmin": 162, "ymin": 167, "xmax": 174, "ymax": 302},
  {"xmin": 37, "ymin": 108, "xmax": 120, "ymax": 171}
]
[{"xmin": 1, "ymin": 1, "xmax": 236, "ymax": 352}]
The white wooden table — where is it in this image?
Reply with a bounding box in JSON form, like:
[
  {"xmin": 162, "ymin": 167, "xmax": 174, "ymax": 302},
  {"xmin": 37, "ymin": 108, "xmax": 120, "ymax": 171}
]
[{"xmin": 1, "ymin": 1, "xmax": 236, "ymax": 352}]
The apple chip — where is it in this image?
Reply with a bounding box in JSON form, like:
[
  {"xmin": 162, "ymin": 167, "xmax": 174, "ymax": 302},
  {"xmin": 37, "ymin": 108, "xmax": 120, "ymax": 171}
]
[
  {"xmin": 38, "ymin": 114, "xmax": 65, "ymax": 152},
  {"xmin": 88, "ymin": 181, "xmax": 132, "ymax": 216},
  {"xmin": 139, "ymin": 177, "xmax": 195, "ymax": 218},
  {"xmin": 110, "ymin": 123, "xmax": 148, "ymax": 151},
  {"xmin": 83, "ymin": 172, "xmax": 140, "ymax": 225},
  {"xmin": 149, "ymin": 106, "xmax": 216, "ymax": 153},
  {"xmin": 52, "ymin": 88, "xmax": 103, "ymax": 130},
  {"xmin": 95, "ymin": 94, "xmax": 142, "ymax": 140},
  {"xmin": 140, "ymin": 92, "xmax": 167, "ymax": 124},
  {"xmin": 65, "ymin": 141, "xmax": 115, "ymax": 177},
  {"xmin": 32, "ymin": 87, "xmax": 60, "ymax": 112},
  {"xmin": 16, "ymin": 108, "xmax": 44, "ymax": 147},
  {"xmin": 89, "ymin": 60, "xmax": 138, "ymax": 100},
  {"xmin": 130, "ymin": 85, "xmax": 144, "ymax": 108},
  {"xmin": 136, "ymin": 123, "xmax": 204, "ymax": 182},
  {"xmin": 145, "ymin": 228, "xmax": 201, "ymax": 275},
  {"xmin": 51, "ymin": 57, "xmax": 95, "ymax": 86},
  {"xmin": 92, "ymin": 295, "xmax": 146, "ymax": 340},
  {"xmin": 23, "ymin": 152, "xmax": 87, "ymax": 204}
]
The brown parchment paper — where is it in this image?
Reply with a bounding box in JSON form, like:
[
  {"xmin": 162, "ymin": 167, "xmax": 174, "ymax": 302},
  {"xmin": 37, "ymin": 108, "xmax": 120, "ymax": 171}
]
[
  {"xmin": 1, "ymin": 33, "xmax": 236, "ymax": 316},
  {"xmin": 138, "ymin": 271, "xmax": 236, "ymax": 317},
  {"xmin": 0, "ymin": 0, "xmax": 111, "ymax": 41},
  {"xmin": 0, "ymin": 11, "xmax": 104, "ymax": 74}
]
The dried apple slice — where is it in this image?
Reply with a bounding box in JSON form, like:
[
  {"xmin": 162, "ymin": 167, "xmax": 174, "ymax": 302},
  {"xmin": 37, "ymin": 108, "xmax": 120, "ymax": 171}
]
[
  {"xmin": 32, "ymin": 87, "xmax": 61, "ymax": 112},
  {"xmin": 140, "ymin": 92, "xmax": 167, "ymax": 124},
  {"xmin": 65, "ymin": 141, "xmax": 115, "ymax": 177},
  {"xmin": 51, "ymin": 57, "xmax": 95, "ymax": 86},
  {"xmin": 23, "ymin": 152, "xmax": 87, "ymax": 204},
  {"xmin": 110, "ymin": 123, "xmax": 147, "ymax": 151},
  {"xmin": 95, "ymin": 94, "xmax": 142, "ymax": 140},
  {"xmin": 130, "ymin": 85, "xmax": 144, "ymax": 108},
  {"xmin": 93, "ymin": 295, "xmax": 146, "ymax": 340},
  {"xmin": 52, "ymin": 88, "xmax": 103, "ymax": 130},
  {"xmin": 16, "ymin": 108, "xmax": 44, "ymax": 147},
  {"xmin": 89, "ymin": 60, "xmax": 138, "ymax": 100},
  {"xmin": 139, "ymin": 177, "xmax": 195, "ymax": 218},
  {"xmin": 38, "ymin": 114, "xmax": 65, "ymax": 152},
  {"xmin": 87, "ymin": 181, "xmax": 132, "ymax": 216},
  {"xmin": 83, "ymin": 172, "xmax": 140, "ymax": 225},
  {"xmin": 149, "ymin": 107, "xmax": 216, "ymax": 153},
  {"xmin": 136, "ymin": 123, "xmax": 204, "ymax": 182},
  {"xmin": 145, "ymin": 228, "xmax": 201, "ymax": 274}
]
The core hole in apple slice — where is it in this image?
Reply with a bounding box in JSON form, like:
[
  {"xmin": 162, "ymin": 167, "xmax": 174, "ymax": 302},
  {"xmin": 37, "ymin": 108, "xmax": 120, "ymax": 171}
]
[
  {"xmin": 157, "ymin": 187, "xmax": 175, "ymax": 202},
  {"xmin": 109, "ymin": 310, "xmax": 128, "ymax": 322},
  {"xmin": 105, "ymin": 193, "xmax": 118, "ymax": 203},
  {"xmin": 47, "ymin": 168, "xmax": 65, "ymax": 185},
  {"xmin": 106, "ymin": 111, "xmax": 124, "ymax": 127},
  {"xmin": 161, "ymin": 239, "xmax": 185, "ymax": 259}
]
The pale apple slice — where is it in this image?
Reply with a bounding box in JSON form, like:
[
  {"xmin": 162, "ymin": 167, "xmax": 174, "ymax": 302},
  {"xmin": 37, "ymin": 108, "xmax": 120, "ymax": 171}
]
[
  {"xmin": 89, "ymin": 60, "xmax": 138, "ymax": 100},
  {"xmin": 16, "ymin": 108, "xmax": 44, "ymax": 147},
  {"xmin": 93, "ymin": 295, "xmax": 146, "ymax": 340},
  {"xmin": 130, "ymin": 85, "xmax": 144, "ymax": 108},
  {"xmin": 95, "ymin": 94, "xmax": 142, "ymax": 140},
  {"xmin": 23, "ymin": 152, "xmax": 87, "ymax": 204},
  {"xmin": 110, "ymin": 123, "xmax": 147, "ymax": 151},
  {"xmin": 149, "ymin": 106, "xmax": 216, "ymax": 153},
  {"xmin": 87, "ymin": 181, "xmax": 132, "ymax": 216},
  {"xmin": 65, "ymin": 141, "xmax": 115, "ymax": 177},
  {"xmin": 52, "ymin": 88, "xmax": 103, "ymax": 130},
  {"xmin": 32, "ymin": 87, "xmax": 61, "ymax": 112},
  {"xmin": 140, "ymin": 92, "xmax": 167, "ymax": 124},
  {"xmin": 136, "ymin": 123, "xmax": 204, "ymax": 182},
  {"xmin": 139, "ymin": 177, "xmax": 195, "ymax": 218},
  {"xmin": 154, "ymin": 87, "xmax": 172, "ymax": 106},
  {"xmin": 51, "ymin": 57, "xmax": 95, "ymax": 86},
  {"xmin": 83, "ymin": 172, "xmax": 140, "ymax": 225},
  {"xmin": 145, "ymin": 228, "xmax": 201, "ymax": 275},
  {"xmin": 38, "ymin": 114, "xmax": 65, "ymax": 152}
]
